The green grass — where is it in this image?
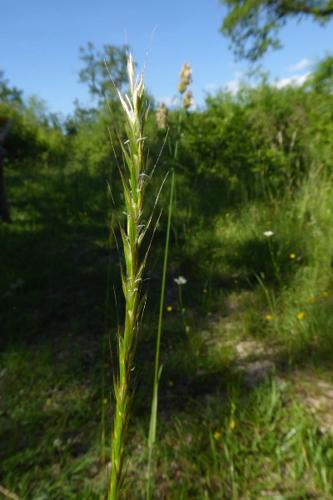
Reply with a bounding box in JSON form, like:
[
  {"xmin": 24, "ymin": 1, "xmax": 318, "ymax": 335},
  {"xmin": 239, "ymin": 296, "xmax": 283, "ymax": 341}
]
[
  {"xmin": 2, "ymin": 339, "xmax": 333, "ymax": 498},
  {"xmin": 1, "ymin": 164, "xmax": 333, "ymax": 498}
]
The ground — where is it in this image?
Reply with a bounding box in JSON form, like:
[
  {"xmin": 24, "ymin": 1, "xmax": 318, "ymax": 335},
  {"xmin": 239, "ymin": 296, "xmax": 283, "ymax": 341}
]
[{"xmin": 1, "ymin": 167, "xmax": 333, "ymax": 498}]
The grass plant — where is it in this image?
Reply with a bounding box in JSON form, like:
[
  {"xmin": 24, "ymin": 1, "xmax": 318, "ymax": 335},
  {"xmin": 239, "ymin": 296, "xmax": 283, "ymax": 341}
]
[
  {"xmin": 146, "ymin": 63, "xmax": 193, "ymax": 498},
  {"xmin": 109, "ymin": 54, "xmax": 150, "ymax": 499},
  {"xmin": 147, "ymin": 170, "xmax": 175, "ymax": 499}
]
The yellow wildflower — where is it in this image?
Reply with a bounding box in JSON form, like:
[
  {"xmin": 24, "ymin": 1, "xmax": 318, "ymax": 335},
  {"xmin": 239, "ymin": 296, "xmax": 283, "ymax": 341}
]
[
  {"xmin": 214, "ymin": 431, "xmax": 222, "ymax": 441},
  {"xmin": 229, "ymin": 419, "xmax": 236, "ymax": 430},
  {"xmin": 297, "ymin": 311, "xmax": 305, "ymax": 320},
  {"xmin": 166, "ymin": 305, "xmax": 173, "ymax": 312},
  {"xmin": 289, "ymin": 253, "xmax": 296, "ymax": 260},
  {"xmin": 265, "ymin": 314, "xmax": 273, "ymax": 321}
]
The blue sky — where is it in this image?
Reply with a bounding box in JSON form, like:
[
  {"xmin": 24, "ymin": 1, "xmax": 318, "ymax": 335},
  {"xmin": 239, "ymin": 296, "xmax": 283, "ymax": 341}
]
[{"xmin": 1, "ymin": 0, "xmax": 333, "ymax": 115}]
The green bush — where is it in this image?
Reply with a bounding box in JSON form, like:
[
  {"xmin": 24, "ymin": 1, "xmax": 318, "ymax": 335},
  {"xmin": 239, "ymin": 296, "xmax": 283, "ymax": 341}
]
[{"xmin": 0, "ymin": 101, "xmax": 67, "ymax": 167}]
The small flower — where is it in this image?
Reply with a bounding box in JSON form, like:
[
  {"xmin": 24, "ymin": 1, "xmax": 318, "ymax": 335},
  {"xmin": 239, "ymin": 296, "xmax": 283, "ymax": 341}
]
[
  {"xmin": 265, "ymin": 314, "xmax": 273, "ymax": 321},
  {"xmin": 263, "ymin": 230, "xmax": 274, "ymax": 237},
  {"xmin": 297, "ymin": 311, "xmax": 305, "ymax": 320},
  {"xmin": 289, "ymin": 253, "xmax": 296, "ymax": 260},
  {"xmin": 213, "ymin": 431, "xmax": 222, "ymax": 441},
  {"xmin": 229, "ymin": 419, "xmax": 236, "ymax": 430},
  {"xmin": 166, "ymin": 305, "xmax": 173, "ymax": 312},
  {"xmin": 174, "ymin": 276, "xmax": 187, "ymax": 286},
  {"xmin": 53, "ymin": 438, "xmax": 62, "ymax": 450}
]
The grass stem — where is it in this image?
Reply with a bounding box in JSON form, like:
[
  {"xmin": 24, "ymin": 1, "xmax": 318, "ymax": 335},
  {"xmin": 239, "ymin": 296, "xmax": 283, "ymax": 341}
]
[{"xmin": 147, "ymin": 170, "xmax": 175, "ymax": 499}]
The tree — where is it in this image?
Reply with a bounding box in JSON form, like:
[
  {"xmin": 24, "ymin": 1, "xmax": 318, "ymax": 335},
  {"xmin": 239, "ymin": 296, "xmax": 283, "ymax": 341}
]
[
  {"xmin": 0, "ymin": 73, "xmax": 22, "ymax": 223},
  {"xmin": 220, "ymin": 0, "xmax": 333, "ymax": 60},
  {"xmin": 0, "ymin": 117, "xmax": 11, "ymax": 222},
  {"xmin": 78, "ymin": 42, "xmax": 130, "ymax": 102},
  {"xmin": 310, "ymin": 55, "xmax": 333, "ymax": 93},
  {"xmin": 0, "ymin": 71, "xmax": 22, "ymax": 105}
]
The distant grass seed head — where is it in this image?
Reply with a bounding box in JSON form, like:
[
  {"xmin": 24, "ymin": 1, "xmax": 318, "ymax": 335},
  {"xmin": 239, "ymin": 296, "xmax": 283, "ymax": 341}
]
[
  {"xmin": 156, "ymin": 102, "xmax": 168, "ymax": 130},
  {"xmin": 177, "ymin": 63, "xmax": 192, "ymax": 94},
  {"xmin": 183, "ymin": 90, "xmax": 193, "ymax": 110}
]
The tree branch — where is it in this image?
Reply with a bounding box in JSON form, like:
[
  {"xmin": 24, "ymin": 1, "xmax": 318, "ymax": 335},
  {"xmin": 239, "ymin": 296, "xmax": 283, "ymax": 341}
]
[{"xmin": 278, "ymin": 1, "xmax": 333, "ymax": 17}]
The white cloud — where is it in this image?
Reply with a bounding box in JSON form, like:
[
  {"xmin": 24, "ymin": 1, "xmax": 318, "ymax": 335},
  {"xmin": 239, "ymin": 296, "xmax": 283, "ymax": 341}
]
[
  {"xmin": 275, "ymin": 72, "xmax": 311, "ymax": 89},
  {"xmin": 225, "ymin": 78, "xmax": 241, "ymax": 95},
  {"xmin": 224, "ymin": 71, "xmax": 245, "ymax": 95},
  {"xmin": 288, "ymin": 58, "xmax": 313, "ymax": 72}
]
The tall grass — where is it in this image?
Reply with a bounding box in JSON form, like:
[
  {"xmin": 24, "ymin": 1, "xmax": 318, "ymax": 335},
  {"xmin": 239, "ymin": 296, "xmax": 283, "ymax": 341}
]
[
  {"xmin": 146, "ymin": 64, "xmax": 193, "ymax": 497},
  {"xmin": 147, "ymin": 170, "xmax": 175, "ymax": 499},
  {"xmin": 109, "ymin": 54, "xmax": 149, "ymax": 500}
]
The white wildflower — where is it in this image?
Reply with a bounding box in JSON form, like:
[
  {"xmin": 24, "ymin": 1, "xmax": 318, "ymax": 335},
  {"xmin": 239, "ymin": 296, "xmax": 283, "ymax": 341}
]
[{"xmin": 174, "ymin": 276, "xmax": 187, "ymax": 286}]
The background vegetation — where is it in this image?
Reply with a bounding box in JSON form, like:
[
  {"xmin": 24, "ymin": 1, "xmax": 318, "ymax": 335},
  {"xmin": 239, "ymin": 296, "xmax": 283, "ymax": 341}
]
[{"xmin": 1, "ymin": 46, "xmax": 333, "ymax": 498}]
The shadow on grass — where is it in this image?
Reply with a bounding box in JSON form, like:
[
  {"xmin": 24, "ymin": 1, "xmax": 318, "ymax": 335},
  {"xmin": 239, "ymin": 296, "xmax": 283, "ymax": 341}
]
[
  {"xmin": 0, "ymin": 168, "xmax": 122, "ymax": 349},
  {"xmin": 2, "ymin": 165, "xmax": 331, "ymax": 498},
  {"xmin": 225, "ymin": 236, "xmax": 305, "ymax": 287}
]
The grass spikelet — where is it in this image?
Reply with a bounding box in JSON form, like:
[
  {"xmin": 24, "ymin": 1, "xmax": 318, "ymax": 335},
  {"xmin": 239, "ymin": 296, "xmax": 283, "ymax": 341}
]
[{"xmin": 109, "ymin": 53, "xmax": 149, "ymax": 500}]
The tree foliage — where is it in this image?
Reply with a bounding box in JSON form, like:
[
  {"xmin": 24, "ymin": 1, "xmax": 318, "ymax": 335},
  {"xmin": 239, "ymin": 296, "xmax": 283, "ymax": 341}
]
[
  {"xmin": 220, "ymin": 0, "xmax": 333, "ymax": 60},
  {"xmin": 310, "ymin": 54, "xmax": 333, "ymax": 93},
  {"xmin": 0, "ymin": 71, "xmax": 23, "ymax": 105},
  {"xmin": 78, "ymin": 42, "xmax": 130, "ymax": 101}
]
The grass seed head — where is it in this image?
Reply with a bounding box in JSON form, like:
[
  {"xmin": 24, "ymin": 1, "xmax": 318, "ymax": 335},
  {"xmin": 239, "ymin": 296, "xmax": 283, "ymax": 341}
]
[
  {"xmin": 183, "ymin": 90, "xmax": 193, "ymax": 110},
  {"xmin": 156, "ymin": 102, "xmax": 168, "ymax": 130},
  {"xmin": 178, "ymin": 63, "xmax": 192, "ymax": 94}
]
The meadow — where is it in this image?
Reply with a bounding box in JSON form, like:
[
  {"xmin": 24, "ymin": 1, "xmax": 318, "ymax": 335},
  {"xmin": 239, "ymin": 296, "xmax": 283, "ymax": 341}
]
[{"xmin": 1, "ymin": 56, "xmax": 333, "ymax": 499}]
